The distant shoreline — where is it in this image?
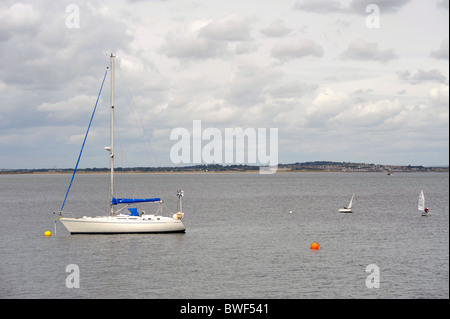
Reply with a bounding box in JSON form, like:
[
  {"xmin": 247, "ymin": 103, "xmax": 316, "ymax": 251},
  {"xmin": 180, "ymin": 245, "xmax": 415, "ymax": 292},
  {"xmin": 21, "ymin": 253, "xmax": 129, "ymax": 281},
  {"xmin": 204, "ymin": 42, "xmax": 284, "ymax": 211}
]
[
  {"xmin": 1, "ymin": 169, "xmax": 338, "ymax": 175},
  {"xmin": 1, "ymin": 161, "xmax": 448, "ymax": 175}
]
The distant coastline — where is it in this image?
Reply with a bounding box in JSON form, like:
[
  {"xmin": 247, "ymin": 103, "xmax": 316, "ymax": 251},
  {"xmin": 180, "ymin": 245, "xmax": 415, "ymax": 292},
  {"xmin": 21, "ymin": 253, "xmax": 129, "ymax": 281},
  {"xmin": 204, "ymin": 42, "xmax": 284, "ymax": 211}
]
[{"xmin": 1, "ymin": 161, "xmax": 448, "ymax": 174}]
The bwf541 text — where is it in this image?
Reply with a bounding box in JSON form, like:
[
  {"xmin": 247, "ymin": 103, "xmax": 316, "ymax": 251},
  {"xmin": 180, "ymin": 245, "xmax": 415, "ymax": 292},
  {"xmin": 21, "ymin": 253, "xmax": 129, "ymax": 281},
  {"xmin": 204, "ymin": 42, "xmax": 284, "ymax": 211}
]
[
  {"xmin": 179, "ymin": 303, "xmax": 269, "ymax": 316},
  {"xmin": 224, "ymin": 303, "xmax": 269, "ymax": 314}
]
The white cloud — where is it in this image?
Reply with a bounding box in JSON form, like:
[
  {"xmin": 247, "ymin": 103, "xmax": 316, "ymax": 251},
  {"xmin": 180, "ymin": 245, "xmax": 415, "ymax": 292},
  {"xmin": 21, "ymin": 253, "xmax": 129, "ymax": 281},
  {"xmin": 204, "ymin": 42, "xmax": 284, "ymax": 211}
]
[
  {"xmin": 199, "ymin": 14, "xmax": 252, "ymax": 41},
  {"xmin": 304, "ymin": 88, "xmax": 349, "ymax": 124},
  {"xmin": 333, "ymin": 98, "xmax": 404, "ymax": 128},
  {"xmin": 37, "ymin": 95, "xmax": 106, "ymax": 123},
  {"xmin": 428, "ymin": 84, "xmax": 450, "ymax": 107}
]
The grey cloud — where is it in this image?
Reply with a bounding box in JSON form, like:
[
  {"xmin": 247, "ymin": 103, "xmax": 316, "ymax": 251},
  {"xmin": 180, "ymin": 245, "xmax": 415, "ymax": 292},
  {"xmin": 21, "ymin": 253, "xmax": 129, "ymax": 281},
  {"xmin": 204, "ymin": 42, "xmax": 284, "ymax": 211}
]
[
  {"xmin": 294, "ymin": 0, "xmax": 344, "ymax": 14},
  {"xmin": 0, "ymin": 3, "xmax": 132, "ymax": 90},
  {"xmin": 437, "ymin": 0, "xmax": 449, "ymax": 10},
  {"xmin": 161, "ymin": 31, "xmax": 227, "ymax": 60},
  {"xmin": 225, "ymin": 63, "xmax": 283, "ymax": 107},
  {"xmin": 341, "ymin": 38, "xmax": 397, "ymax": 63},
  {"xmin": 294, "ymin": 0, "xmax": 411, "ymax": 14},
  {"xmin": 431, "ymin": 39, "xmax": 449, "ymax": 60},
  {"xmin": 271, "ymin": 38, "xmax": 323, "ymax": 62},
  {"xmin": 397, "ymin": 69, "xmax": 448, "ymax": 85},
  {"xmin": 347, "ymin": 0, "xmax": 411, "ymax": 14},
  {"xmin": 260, "ymin": 20, "xmax": 293, "ymax": 37},
  {"xmin": 0, "ymin": 2, "xmax": 42, "ymax": 41},
  {"xmin": 266, "ymin": 81, "xmax": 318, "ymax": 98}
]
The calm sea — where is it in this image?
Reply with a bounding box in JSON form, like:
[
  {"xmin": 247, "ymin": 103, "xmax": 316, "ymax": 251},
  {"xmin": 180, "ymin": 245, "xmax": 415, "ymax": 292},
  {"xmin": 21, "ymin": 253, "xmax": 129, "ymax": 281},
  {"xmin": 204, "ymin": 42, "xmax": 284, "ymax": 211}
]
[{"xmin": 0, "ymin": 172, "xmax": 448, "ymax": 299}]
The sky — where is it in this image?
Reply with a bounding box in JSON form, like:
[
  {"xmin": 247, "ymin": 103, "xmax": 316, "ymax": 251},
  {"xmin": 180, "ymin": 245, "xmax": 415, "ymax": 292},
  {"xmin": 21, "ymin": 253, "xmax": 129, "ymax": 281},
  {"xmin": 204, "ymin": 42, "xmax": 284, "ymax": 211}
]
[{"xmin": 0, "ymin": 0, "xmax": 448, "ymax": 169}]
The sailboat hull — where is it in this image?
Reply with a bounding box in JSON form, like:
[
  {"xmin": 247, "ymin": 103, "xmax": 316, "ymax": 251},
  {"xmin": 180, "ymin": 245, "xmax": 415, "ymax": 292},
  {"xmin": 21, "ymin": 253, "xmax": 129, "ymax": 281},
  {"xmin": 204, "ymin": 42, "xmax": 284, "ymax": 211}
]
[{"xmin": 60, "ymin": 216, "xmax": 186, "ymax": 234}]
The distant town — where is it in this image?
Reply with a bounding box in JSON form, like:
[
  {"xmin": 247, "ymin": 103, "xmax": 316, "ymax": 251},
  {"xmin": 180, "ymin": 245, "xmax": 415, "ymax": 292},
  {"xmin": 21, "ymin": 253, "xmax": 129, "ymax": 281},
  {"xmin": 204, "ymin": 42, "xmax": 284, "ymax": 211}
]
[{"xmin": 0, "ymin": 161, "xmax": 448, "ymax": 174}]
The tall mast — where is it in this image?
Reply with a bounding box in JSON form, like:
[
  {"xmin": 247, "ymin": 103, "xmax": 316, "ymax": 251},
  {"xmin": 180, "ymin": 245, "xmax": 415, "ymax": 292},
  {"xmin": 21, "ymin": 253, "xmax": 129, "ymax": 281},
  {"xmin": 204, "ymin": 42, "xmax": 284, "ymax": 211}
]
[{"xmin": 109, "ymin": 53, "xmax": 115, "ymax": 216}]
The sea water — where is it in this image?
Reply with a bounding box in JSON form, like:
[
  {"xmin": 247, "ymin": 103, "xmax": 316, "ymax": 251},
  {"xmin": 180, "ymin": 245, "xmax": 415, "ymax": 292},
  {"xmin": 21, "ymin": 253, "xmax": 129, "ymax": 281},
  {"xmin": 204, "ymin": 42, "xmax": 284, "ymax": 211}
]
[{"xmin": 0, "ymin": 172, "xmax": 448, "ymax": 299}]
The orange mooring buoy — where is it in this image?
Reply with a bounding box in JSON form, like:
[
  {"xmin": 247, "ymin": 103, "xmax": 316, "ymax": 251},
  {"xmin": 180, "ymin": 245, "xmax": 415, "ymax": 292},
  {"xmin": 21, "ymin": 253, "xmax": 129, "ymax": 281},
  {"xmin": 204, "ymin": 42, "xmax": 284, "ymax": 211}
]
[{"xmin": 311, "ymin": 242, "xmax": 319, "ymax": 250}]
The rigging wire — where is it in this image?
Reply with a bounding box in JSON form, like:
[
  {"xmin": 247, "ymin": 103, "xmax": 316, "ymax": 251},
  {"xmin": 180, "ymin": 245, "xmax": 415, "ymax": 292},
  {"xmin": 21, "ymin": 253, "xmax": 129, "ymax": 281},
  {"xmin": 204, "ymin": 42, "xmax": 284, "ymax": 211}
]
[
  {"xmin": 117, "ymin": 64, "xmax": 160, "ymax": 168},
  {"xmin": 60, "ymin": 68, "xmax": 109, "ymax": 212}
]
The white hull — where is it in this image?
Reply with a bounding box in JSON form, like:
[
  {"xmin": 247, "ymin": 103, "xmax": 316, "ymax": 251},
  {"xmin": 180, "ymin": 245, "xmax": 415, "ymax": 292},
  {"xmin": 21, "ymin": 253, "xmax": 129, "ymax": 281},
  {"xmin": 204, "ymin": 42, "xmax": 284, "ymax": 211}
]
[{"xmin": 60, "ymin": 215, "xmax": 185, "ymax": 234}]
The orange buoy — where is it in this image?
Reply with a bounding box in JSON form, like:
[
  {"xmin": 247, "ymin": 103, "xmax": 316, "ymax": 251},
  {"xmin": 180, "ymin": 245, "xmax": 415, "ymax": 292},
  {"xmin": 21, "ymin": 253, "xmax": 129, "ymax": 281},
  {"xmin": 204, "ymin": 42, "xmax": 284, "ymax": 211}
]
[{"xmin": 311, "ymin": 242, "xmax": 319, "ymax": 250}]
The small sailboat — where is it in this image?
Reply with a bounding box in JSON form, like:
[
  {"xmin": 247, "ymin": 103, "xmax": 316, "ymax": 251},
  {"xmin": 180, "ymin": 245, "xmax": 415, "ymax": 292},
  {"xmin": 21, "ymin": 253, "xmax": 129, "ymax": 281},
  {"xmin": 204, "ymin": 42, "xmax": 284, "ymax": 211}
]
[
  {"xmin": 418, "ymin": 190, "xmax": 429, "ymax": 216},
  {"xmin": 339, "ymin": 194, "xmax": 355, "ymax": 213},
  {"xmin": 57, "ymin": 54, "xmax": 186, "ymax": 234}
]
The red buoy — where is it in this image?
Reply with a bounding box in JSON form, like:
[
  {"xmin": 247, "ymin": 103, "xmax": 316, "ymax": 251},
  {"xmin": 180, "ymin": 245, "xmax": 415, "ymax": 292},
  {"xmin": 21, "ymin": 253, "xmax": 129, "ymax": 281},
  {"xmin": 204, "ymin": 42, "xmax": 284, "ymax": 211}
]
[{"xmin": 311, "ymin": 242, "xmax": 319, "ymax": 250}]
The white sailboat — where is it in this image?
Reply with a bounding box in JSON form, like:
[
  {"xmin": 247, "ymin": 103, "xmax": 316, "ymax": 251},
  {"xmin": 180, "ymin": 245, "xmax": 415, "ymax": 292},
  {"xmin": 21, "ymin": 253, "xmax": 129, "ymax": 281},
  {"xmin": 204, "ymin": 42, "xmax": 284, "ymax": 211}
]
[
  {"xmin": 339, "ymin": 194, "xmax": 355, "ymax": 213},
  {"xmin": 58, "ymin": 54, "xmax": 186, "ymax": 234},
  {"xmin": 418, "ymin": 190, "xmax": 429, "ymax": 216}
]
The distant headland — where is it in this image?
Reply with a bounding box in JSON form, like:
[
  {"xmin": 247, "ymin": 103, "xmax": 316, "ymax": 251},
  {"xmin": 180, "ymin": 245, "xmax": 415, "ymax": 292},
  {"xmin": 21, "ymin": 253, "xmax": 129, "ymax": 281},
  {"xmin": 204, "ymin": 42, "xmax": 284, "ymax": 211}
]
[{"xmin": 1, "ymin": 161, "xmax": 448, "ymax": 174}]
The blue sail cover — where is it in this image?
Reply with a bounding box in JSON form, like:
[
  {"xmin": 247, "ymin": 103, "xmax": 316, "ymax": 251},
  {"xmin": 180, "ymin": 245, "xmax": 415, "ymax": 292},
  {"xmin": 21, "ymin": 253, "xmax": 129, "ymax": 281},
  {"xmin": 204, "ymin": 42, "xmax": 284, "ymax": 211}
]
[
  {"xmin": 128, "ymin": 208, "xmax": 139, "ymax": 216},
  {"xmin": 112, "ymin": 197, "xmax": 161, "ymax": 205}
]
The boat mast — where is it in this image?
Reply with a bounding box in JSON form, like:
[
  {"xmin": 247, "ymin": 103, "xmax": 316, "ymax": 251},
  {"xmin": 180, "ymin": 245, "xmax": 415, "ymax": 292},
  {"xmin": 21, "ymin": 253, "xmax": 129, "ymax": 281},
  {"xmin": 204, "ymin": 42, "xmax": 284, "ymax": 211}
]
[{"xmin": 109, "ymin": 53, "xmax": 115, "ymax": 216}]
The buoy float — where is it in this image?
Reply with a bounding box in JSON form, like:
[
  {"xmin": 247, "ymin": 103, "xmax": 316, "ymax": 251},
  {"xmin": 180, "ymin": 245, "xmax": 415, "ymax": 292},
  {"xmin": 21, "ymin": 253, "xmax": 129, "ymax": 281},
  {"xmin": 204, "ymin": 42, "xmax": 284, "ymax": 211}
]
[
  {"xmin": 44, "ymin": 231, "xmax": 52, "ymax": 237},
  {"xmin": 311, "ymin": 242, "xmax": 319, "ymax": 250},
  {"xmin": 289, "ymin": 210, "xmax": 293, "ymax": 214}
]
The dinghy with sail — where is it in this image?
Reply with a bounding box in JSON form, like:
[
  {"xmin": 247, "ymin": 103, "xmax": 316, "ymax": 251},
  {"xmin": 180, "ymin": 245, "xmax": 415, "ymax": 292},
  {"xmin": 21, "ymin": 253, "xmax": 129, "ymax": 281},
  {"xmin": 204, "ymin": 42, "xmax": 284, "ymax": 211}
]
[
  {"xmin": 418, "ymin": 190, "xmax": 429, "ymax": 217},
  {"xmin": 339, "ymin": 194, "xmax": 355, "ymax": 213}
]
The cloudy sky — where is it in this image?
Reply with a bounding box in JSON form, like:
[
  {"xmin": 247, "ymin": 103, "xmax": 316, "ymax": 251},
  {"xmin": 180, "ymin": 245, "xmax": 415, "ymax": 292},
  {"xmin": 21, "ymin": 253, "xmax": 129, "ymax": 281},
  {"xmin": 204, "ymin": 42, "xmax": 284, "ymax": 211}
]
[{"xmin": 0, "ymin": 0, "xmax": 448, "ymax": 169}]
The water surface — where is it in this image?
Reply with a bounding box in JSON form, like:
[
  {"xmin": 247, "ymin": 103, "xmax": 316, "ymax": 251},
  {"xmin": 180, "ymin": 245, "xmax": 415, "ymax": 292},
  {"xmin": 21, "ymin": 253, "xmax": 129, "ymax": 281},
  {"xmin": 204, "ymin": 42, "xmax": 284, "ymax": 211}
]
[{"xmin": 0, "ymin": 172, "xmax": 448, "ymax": 298}]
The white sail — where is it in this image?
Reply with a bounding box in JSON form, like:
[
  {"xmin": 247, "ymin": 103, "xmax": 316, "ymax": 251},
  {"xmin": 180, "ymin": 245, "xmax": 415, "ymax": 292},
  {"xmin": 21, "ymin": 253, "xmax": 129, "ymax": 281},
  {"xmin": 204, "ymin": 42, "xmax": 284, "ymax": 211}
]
[
  {"xmin": 347, "ymin": 194, "xmax": 355, "ymax": 209},
  {"xmin": 418, "ymin": 190, "xmax": 425, "ymax": 212}
]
